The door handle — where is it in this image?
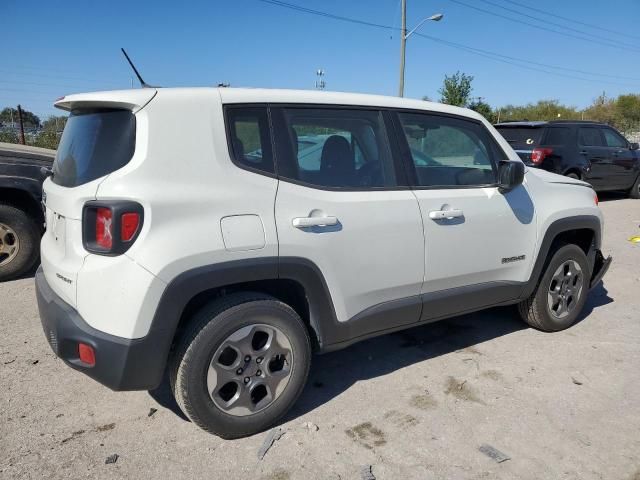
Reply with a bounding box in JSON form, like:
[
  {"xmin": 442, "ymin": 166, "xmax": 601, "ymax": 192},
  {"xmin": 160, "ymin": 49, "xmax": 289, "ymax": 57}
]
[
  {"xmin": 579, "ymin": 150, "xmax": 588, "ymax": 155},
  {"xmin": 292, "ymin": 215, "xmax": 338, "ymax": 228},
  {"xmin": 429, "ymin": 209, "xmax": 463, "ymax": 220}
]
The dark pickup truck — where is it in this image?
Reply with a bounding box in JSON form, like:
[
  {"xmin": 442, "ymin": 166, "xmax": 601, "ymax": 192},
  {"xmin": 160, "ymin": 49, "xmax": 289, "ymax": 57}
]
[{"xmin": 0, "ymin": 142, "xmax": 55, "ymax": 281}]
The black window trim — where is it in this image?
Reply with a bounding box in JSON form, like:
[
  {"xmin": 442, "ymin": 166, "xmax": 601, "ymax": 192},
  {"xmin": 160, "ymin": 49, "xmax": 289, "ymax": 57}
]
[
  {"xmin": 223, "ymin": 103, "xmax": 278, "ymax": 179},
  {"xmin": 389, "ymin": 108, "xmax": 507, "ymax": 190}
]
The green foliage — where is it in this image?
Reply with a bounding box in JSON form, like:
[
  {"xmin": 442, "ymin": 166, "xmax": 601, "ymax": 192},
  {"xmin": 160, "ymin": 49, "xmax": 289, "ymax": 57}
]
[
  {"xmin": 497, "ymin": 100, "xmax": 580, "ymax": 122},
  {"xmin": 468, "ymin": 98, "xmax": 496, "ymax": 123},
  {"xmin": 0, "ymin": 107, "xmax": 40, "ymax": 128},
  {"xmin": 42, "ymin": 116, "xmax": 67, "ymax": 133},
  {"xmin": 439, "ymin": 71, "xmax": 474, "ymax": 107}
]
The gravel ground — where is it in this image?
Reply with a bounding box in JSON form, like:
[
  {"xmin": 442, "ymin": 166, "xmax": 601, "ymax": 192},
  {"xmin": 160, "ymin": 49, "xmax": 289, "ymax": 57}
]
[{"xmin": 1, "ymin": 194, "xmax": 639, "ymax": 480}]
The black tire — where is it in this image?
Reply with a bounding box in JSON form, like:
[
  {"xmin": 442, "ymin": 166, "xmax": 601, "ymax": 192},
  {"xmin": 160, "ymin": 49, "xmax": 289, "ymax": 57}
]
[
  {"xmin": 517, "ymin": 244, "xmax": 590, "ymax": 332},
  {"xmin": 629, "ymin": 174, "xmax": 640, "ymax": 199},
  {"xmin": 566, "ymin": 172, "xmax": 580, "ymax": 180},
  {"xmin": 170, "ymin": 292, "xmax": 311, "ymax": 439},
  {"xmin": 0, "ymin": 203, "xmax": 40, "ymax": 282}
]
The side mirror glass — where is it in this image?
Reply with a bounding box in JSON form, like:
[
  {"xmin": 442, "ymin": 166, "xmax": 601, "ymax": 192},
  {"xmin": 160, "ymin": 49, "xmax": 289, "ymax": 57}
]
[
  {"xmin": 498, "ymin": 160, "xmax": 525, "ymax": 191},
  {"xmin": 630, "ymin": 142, "xmax": 639, "ymax": 151}
]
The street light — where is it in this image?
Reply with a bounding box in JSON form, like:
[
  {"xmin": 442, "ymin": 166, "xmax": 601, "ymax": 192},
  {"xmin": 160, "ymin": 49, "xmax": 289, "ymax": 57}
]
[{"xmin": 398, "ymin": 2, "xmax": 444, "ymax": 97}]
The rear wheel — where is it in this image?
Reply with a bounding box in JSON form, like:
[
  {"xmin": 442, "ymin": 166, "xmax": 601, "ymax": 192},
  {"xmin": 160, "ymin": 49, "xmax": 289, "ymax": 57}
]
[
  {"xmin": 566, "ymin": 172, "xmax": 580, "ymax": 180},
  {"xmin": 0, "ymin": 203, "xmax": 40, "ymax": 282},
  {"xmin": 170, "ymin": 292, "xmax": 311, "ymax": 438},
  {"xmin": 518, "ymin": 244, "xmax": 590, "ymax": 331},
  {"xmin": 629, "ymin": 174, "xmax": 640, "ymax": 199}
]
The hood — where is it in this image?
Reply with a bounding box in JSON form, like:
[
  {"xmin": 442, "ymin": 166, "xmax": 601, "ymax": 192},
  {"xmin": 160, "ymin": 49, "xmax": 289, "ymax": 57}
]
[{"xmin": 526, "ymin": 168, "xmax": 591, "ymax": 188}]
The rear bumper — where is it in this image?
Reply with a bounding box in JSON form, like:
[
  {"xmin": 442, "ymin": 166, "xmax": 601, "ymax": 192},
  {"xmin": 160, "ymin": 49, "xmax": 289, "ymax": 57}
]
[{"xmin": 35, "ymin": 266, "xmax": 166, "ymax": 391}]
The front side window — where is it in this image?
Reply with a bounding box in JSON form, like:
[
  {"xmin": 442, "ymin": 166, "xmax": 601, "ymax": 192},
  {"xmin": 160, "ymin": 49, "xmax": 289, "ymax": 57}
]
[
  {"xmin": 226, "ymin": 107, "xmax": 274, "ymax": 175},
  {"xmin": 398, "ymin": 112, "xmax": 499, "ymax": 187},
  {"xmin": 601, "ymin": 128, "xmax": 628, "ymax": 148},
  {"xmin": 578, "ymin": 127, "xmax": 604, "ymax": 147},
  {"xmin": 276, "ymin": 108, "xmax": 397, "ymax": 189}
]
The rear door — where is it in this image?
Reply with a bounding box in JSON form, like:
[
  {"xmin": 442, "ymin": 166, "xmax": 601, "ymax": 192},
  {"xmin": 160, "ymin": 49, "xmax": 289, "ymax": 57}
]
[
  {"xmin": 394, "ymin": 111, "xmax": 537, "ymax": 318},
  {"xmin": 578, "ymin": 126, "xmax": 611, "ymax": 190},
  {"xmin": 273, "ymin": 106, "xmax": 425, "ymax": 326},
  {"xmin": 600, "ymin": 126, "xmax": 636, "ymax": 188}
]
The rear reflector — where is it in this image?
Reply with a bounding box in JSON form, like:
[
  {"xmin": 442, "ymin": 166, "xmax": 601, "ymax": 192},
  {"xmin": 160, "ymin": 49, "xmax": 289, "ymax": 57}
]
[
  {"xmin": 95, "ymin": 208, "xmax": 113, "ymax": 249},
  {"xmin": 531, "ymin": 147, "xmax": 553, "ymax": 164},
  {"xmin": 78, "ymin": 343, "xmax": 96, "ymax": 366},
  {"xmin": 595, "ymin": 193, "xmax": 599, "ymax": 205},
  {"xmin": 120, "ymin": 212, "xmax": 140, "ymax": 241}
]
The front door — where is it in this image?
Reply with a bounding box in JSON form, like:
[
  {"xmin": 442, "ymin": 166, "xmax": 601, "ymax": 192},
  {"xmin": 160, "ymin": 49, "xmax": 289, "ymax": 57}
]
[
  {"xmin": 601, "ymin": 127, "xmax": 637, "ymax": 189},
  {"xmin": 272, "ymin": 106, "xmax": 425, "ymax": 326},
  {"xmin": 393, "ymin": 111, "xmax": 537, "ymax": 318}
]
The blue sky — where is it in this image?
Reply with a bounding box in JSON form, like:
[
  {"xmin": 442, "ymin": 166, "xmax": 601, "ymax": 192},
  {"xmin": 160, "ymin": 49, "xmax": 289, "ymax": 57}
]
[{"xmin": 2, "ymin": 0, "xmax": 639, "ymax": 120}]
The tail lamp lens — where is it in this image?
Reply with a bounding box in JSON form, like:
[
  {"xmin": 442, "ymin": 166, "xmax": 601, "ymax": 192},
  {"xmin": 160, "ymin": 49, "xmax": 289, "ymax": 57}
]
[
  {"xmin": 531, "ymin": 147, "xmax": 553, "ymax": 164},
  {"xmin": 95, "ymin": 208, "xmax": 113, "ymax": 249},
  {"xmin": 83, "ymin": 201, "xmax": 143, "ymax": 255},
  {"xmin": 121, "ymin": 212, "xmax": 140, "ymax": 241}
]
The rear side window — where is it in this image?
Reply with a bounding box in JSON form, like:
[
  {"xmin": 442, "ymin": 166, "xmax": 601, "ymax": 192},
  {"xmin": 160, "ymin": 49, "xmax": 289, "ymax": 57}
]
[
  {"xmin": 579, "ymin": 127, "xmax": 604, "ymax": 146},
  {"xmin": 275, "ymin": 107, "xmax": 398, "ymax": 189},
  {"xmin": 601, "ymin": 128, "xmax": 628, "ymax": 148},
  {"xmin": 398, "ymin": 112, "xmax": 500, "ymax": 187},
  {"xmin": 226, "ymin": 107, "xmax": 274, "ymax": 175},
  {"xmin": 495, "ymin": 127, "xmax": 543, "ymax": 147},
  {"xmin": 544, "ymin": 127, "xmax": 570, "ymax": 145},
  {"xmin": 53, "ymin": 109, "xmax": 135, "ymax": 187}
]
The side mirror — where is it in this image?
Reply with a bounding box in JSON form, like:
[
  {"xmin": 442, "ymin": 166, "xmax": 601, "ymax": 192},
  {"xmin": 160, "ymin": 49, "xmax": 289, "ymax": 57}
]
[
  {"xmin": 630, "ymin": 142, "xmax": 639, "ymax": 151},
  {"xmin": 498, "ymin": 160, "xmax": 525, "ymax": 191}
]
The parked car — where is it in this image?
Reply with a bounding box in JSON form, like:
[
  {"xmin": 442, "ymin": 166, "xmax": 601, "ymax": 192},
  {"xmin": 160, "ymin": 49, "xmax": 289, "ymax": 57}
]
[
  {"xmin": 36, "ymin": 88, "xmax": 610, "ymax": 439},
  {"xmin": 0, "ymin": 142, "xmax": 54, "ymax": 281},
  {"xmin": 494, "ymin": 120, "xmax": 640, "ymax": 198}
]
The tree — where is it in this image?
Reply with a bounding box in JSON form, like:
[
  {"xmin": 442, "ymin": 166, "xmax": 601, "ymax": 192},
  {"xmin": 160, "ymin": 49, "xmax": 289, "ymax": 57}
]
[
  {"xmin": 439, "ymin": 71, "xmax": 474, "ymax": 107},
  {"xmin": 0, "ymin": 107, "xmax": 40, "ymax": 128},
  {"xmin": 468, "ymin": 97, "xmax": 496, "ymax": 123},
  {"xmin": 42, "ymin": 116, "xmax": 67, "ymax": 133},
  {"xmin": 497, "ymin": 100, "xmax": 580, "ymax": 122}
]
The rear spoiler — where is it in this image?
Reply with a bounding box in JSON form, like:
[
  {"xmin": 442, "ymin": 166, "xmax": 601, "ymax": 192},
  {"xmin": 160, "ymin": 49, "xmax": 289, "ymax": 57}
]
[{"xmin": 54, "ymin": 89, "xmax": 157, "ymax": 113}]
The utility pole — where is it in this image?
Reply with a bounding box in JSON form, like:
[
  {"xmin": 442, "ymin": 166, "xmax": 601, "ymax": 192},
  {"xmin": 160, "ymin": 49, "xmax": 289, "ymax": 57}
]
[
  {"xmin": 17, "ymin": 105, "xmax": 26, "ymax": 145},
  {"xmin": 398, "ymin": 0, "xmax": 407, "ymax": 97}
]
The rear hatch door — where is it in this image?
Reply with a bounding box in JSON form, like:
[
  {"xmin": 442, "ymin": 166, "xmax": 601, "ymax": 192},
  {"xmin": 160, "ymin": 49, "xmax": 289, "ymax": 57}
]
[
  {"xmin": 495, "ymin": 125, "xmax": 545, "ymax": 164},
  {"xmin": 41, "ymin": 89, "xmax": 154, "ymax": 306}
]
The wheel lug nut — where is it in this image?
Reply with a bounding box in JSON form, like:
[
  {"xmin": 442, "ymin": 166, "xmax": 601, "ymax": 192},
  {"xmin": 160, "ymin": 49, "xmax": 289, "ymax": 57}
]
[
  {"xmin": 236, "ymin": 368, "xmax": 243, "ymax": 375},
  {"xmin": 244, "ymin": 377, "xmax": 250, "ymax": 384},
  {"xmin": 256, "ymin": 370, "xmax": 262, "ymax": 376},
  {"xmin": 256, "ymin": 357, "xmax": 263, "ymax": 364},
  {"xmin": 244, "ymin": 355, "xmax": 251, "ymax": 362}
]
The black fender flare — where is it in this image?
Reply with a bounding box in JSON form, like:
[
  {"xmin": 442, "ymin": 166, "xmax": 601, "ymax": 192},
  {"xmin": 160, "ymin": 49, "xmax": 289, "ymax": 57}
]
[{"xmin": 521, "ymin": 214, "xmax": 602, "ymax": 299}]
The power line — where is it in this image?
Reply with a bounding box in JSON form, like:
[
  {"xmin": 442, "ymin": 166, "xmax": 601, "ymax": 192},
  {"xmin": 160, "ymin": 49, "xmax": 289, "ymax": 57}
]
[
  {"xmin": 448, "ymin": 0, "xmax": 640, "ymax": 54},
  {"xmin": 255, "ymin": 0, "xmax": 640, "ymax": 86},
  {"xmin": 476, "ymin": 0, "xmax": 640, "ymax": 50},
  {"xmin": 499, "ymin": 0, "xmax": 640, "ymax": 42}
]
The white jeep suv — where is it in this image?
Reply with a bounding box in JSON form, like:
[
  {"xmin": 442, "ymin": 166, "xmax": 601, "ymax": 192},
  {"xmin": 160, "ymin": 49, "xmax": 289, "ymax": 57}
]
[{"xmin": 36, "ymin": 88, "xmax": 611, "ymax": 438}]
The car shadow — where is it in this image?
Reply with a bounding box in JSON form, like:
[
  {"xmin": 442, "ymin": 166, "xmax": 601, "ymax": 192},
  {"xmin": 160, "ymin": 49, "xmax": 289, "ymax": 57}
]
[
  {"xmin": 597, "ymin": 191, "xmax": 628, "ymax": 202},
  {"xmin": 148, "ymin": 282, "xmax": 613, "ymax": 426}
]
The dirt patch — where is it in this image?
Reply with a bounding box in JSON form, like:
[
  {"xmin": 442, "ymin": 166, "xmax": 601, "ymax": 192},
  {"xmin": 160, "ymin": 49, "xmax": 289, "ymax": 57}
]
[
  {"xmin": 444, "ymin": 376, "xmax": 485, "ymax": 404},
  {"xmin": 384, "ymin": 410, "xmax": 419, "ymax": 428},
  {"xmin": 261, "ymin": 469, "xmax": 291, "ymax": 480},
  {"xmin": 96, "ymin": 423, "xmax": 116, "ymax": 432},
  {"xmin": 481, "ymin": 370, "xmax": 504, "ymax": 382},
  {"xmin": 410, "ymin": 394, "xmax": 438, "ymax": 410},
  {"xmin": 345, "ymin": 422, "xmax": 386, "ymax": 450}
]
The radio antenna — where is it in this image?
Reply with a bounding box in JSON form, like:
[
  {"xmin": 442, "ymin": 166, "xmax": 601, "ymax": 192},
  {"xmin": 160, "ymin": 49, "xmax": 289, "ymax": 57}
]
[{"xmin": 121, "ymin": 48, "xmax": 157, "ymax": 88}]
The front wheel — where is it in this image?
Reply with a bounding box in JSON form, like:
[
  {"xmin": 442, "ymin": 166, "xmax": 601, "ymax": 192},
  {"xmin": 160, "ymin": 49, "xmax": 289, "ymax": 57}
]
[
  {"xmin": 0, "ymin": 203, "xmax": 41, "ymax": 282},
  {"xmin": 170, "ymin": 292, "xmax": 311, "ymax": 438},
  {"xmin": 518, "ymin": 244, "xmax": 590, "ymax": 332}
]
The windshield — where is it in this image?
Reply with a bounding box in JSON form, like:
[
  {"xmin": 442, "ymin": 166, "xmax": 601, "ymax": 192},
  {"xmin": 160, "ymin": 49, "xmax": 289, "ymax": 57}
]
[{"xmin": 52, "ymin": 109, "xmax": 135, "ymax": 187}]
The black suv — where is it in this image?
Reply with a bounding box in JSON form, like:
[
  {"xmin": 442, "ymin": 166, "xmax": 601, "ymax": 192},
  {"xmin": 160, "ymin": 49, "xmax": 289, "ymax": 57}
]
[
  {"xmin": 495, "ymin": 121, "xmax": 640, "ymax": 198},
  {"xmin": 0, "ymin": 142, "xmax": 54, "ymax": 281}
]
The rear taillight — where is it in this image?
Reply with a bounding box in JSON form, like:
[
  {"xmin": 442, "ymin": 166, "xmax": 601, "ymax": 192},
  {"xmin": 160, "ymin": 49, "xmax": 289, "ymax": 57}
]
[
  {"xmin": 531, "ymin": 147, "xmax": 553, "ymax": 164},
  {"xmin": 595, "ymin": 193, "xmax": 599, "ymax": 205},
  {"xmin": 83, "ymin": 201, "xmax": 144, "ymax": 255}
]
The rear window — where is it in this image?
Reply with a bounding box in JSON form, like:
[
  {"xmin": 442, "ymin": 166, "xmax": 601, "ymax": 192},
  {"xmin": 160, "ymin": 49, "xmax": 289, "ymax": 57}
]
[
  {"xmin": 52, "ymin": 109, "xmax": 136, "ymax": 187},
  {"xmin": 495, "ymin": 127, "xmax": 544, "ymax": 148}
]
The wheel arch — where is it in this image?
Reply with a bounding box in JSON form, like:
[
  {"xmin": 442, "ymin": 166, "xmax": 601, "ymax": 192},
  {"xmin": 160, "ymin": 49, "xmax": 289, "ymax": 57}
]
[
  {"xmin": 0, "ymin": 182, "xmax": 44, "ymax": 224},
  {"xmin": 523, "ymin": 215, "xmax": 601, "ymax": 299}
]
